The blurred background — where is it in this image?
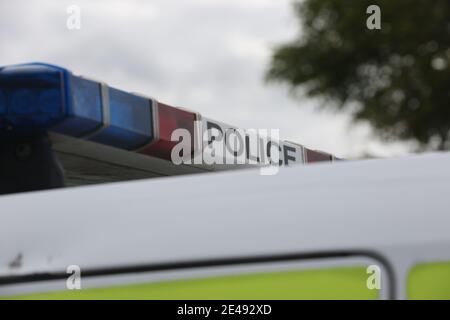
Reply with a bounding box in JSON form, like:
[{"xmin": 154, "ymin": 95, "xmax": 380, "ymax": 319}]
[{"xmin": 1, "ymin": 0, "xmax": 448, "ymax": 159}]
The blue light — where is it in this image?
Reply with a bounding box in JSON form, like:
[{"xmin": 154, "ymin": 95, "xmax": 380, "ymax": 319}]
[
  {"xmin": 70, "ymin": 76, "xmax": 102, "ymax": 122},
  {"xmin": 39, "ymin": 89, "xmax": 62, "ymax": 115},
  {"xmin": 0, "ymin": 63, "xmax": 103, "ymax": 135},
  {"xmin": 51, "ymin": 75, "xmax": 103, "ymax": 137},
  {"xmin": 0, "ymin": 63, "xmax": 67, "ymax": 131},
  {"xmin": 89, "ymin": 87, "xmax": 153, "ymax": 150},
  {"xmin": 11, "ymin": 89, "xmax": 38, "ymax": 115},
  {"xmin": 0, "ymin": 90, "xmax": 5, "ymax": 114},
  {"xmin": 0, "ymin": 63, "xmax": 155, "ymax": 152}
]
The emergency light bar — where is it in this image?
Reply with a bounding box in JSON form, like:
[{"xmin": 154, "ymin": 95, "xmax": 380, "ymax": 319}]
[{"xmin": 0, "ymin": 62, "xmax": 336, "ymax": 168}]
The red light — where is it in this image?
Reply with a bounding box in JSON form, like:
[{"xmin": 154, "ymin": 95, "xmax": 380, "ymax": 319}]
[
  {"xmin": 139, "ymin": 102, "xmax": 198, "ymax": 161},
  {"xmin": 305, "ymin": 148, "xmax": 332, "ymax": 163}
]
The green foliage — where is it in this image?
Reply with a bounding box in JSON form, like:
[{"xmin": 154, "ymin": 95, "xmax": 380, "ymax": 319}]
[{"xmin": 267, "ymin": 0, "xmax": 450, "ymax": 150}]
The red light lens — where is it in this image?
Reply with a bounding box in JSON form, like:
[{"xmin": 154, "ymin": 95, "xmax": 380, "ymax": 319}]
[
  {"xmin": 140, "ymin": 102, "xmax": 197, "ymax": 161},
  {"xmin": 305, "ymin": 148, "xmax": 332, "ymax": 163}
]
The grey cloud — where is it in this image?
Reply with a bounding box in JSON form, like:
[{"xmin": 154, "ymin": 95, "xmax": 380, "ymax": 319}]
[{"xmin": 0, "ymin": 0, "xmax": 412, "ymax": 158}]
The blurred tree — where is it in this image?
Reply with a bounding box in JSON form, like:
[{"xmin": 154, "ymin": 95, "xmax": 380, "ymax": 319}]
[{"xmin": 267, "ymin": 0, "xmax": 450, "ymax": 150}]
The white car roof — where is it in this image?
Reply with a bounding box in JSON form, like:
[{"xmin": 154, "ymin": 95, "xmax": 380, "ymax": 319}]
[{"xmin": 1, "ymin": 152, "xmax": 450, "ymax": 276}]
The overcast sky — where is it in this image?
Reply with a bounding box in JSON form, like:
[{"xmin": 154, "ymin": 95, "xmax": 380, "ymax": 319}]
[{"xmin": 0, "ymin": 0, "xmax": 415, "ymax": 158}]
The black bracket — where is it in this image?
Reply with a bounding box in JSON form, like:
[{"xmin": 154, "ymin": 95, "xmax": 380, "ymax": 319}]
[{"xmin": 0, "ymin": 132, "xmax": 65, "ymax": 195}]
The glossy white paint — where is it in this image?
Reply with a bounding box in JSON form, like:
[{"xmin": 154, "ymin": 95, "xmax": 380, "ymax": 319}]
[{"xmin": 0, "ymin": 151, "xmax": 450, "ymax": 298}]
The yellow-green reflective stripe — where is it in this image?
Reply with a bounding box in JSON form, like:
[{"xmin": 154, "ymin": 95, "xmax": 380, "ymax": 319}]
[
  {"xmin": 408, "ymin": 261, "xmax": 450, "ymax": 300},
  {"xmin": 7, "ymin": 266, "xmax": 379, "ymax": 300}
]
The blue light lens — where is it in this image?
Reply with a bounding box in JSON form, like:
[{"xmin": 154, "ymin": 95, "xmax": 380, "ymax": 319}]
[
  {"xmin": 51, "ymin": 75, "xmax": 103, "ymax": 137},
  {"xmin": 71, "ymin": 76, "xmax": 103, "ymax": 122},
  {"xmin": 89, "ymin": 87, "xmax": 153, "ymax": 150},
  {"xmin": 0, "ymin": 90, "xmax": 6, "ymax": 114},
  {"xmin": 0, "ymin": 63, "xmax": 153, "ymax": 152},
  {"xmin": 11, "ymin": 89, "xmax": 38, "ymax": 115},
  {"xmin": 0, "ymin": 63, "xmax": 106, "ymax": 136},
  {"xmin": 0, "ymin": 63, "xmax": 67, "ymax": 131},
  {"xmin": 39, "ymin": 89, "xmax": 62, "ymax": 115}
]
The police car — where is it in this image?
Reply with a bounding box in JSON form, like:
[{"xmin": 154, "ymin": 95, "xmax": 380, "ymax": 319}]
[{"xmin": 1, "ymin": 63, "xmax": 449, "ymax": 300}]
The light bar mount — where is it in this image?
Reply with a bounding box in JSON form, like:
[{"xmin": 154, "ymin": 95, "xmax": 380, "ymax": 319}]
[{"xmin": 0, "ymin": 132, "xmax": 65, "ymax": 195}]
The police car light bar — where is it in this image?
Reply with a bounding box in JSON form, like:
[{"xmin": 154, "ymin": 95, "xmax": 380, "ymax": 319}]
[{"xmin": 0, "ymin": 63, "xmax": 338, "ymax": 170}]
